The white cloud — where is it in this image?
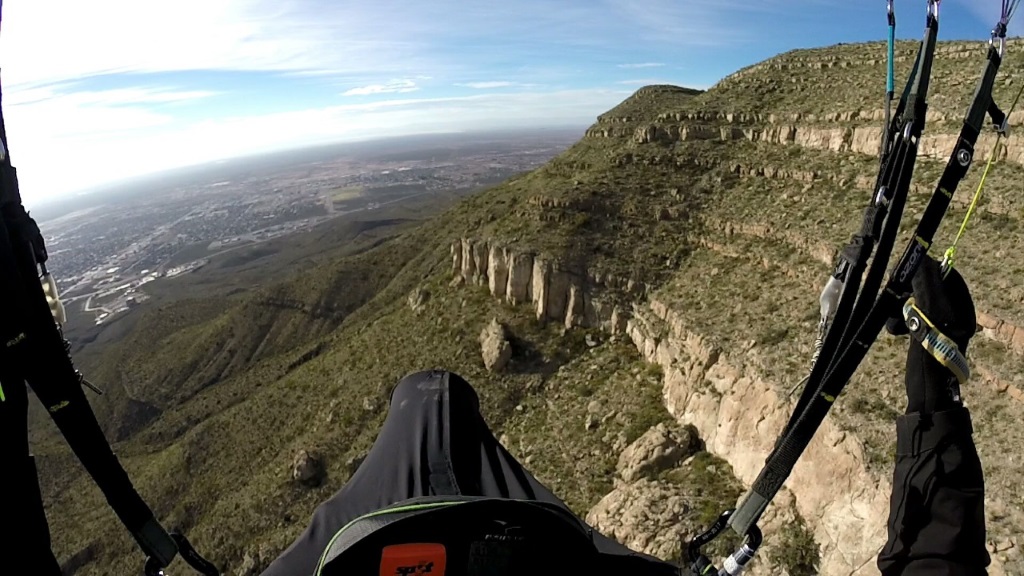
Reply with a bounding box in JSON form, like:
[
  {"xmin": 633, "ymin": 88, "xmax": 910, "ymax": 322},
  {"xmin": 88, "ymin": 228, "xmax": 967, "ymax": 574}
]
[
  {"xmin": 617, "ymin": 79, "xmax": 672, "ymax": 85},
  {"xmin": 54, "ymin": 87, "xmax": 219, "ymax": 106},
  {"xmin": 0, "ymin": 0, "xmax": 760, "ymax": 91},
  {"xmin": 0, "ymin": 0, "xmax": 775, "ymax": 204},
  {"xmin": 0, "ymin": 0, "xmax": 434, "ymax": 89},
  {"xmin": 617, "ymin": 63, "xmax": 665, "ymax": 69},
  {"xmin": 7, "ymin": 87, "xmax": 219, "ymax": 143},
  {"xmin": 87, "ymin": 88, "xmax": 220, "ymax": 105},
  {"xmin": 457, "ymin": 81, "xmax": 518, "ymax": 89},
  {"xmin": 342, "ymin": 79, "xmax": 420, "ymax": 96}
]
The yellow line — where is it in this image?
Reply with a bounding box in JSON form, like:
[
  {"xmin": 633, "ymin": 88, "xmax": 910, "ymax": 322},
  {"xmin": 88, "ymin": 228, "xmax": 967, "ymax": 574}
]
[{"xmin": 943, "ymin": 81, "xmax": 1024, "ymax": 274}]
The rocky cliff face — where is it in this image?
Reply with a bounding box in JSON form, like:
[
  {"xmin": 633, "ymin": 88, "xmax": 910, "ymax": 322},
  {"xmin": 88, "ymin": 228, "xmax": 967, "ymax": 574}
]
[
  {"xmin": 436, "ymin": 38, "xmax": 1024, "ymax": 575},
  {"xmin": 451, "ymin": 238, "xmax": 642, "ymax": 333},
  {"xmin": 451, "ymin": 239, "xmax": 886, "ymax": 573},
  {"xmin": 449, "ymin": 236, "xmax": 1022, "ymax": 575},
  {"xmin": 587, "ymin": 421, "xmax": 815, "ymax": 576},
  {"xmin": 626, "ymin": 297, "xmax": 890, "ymax": 575},
  {"xmin": 586, "ymin": 110, "xmax": 1024, "ymax": 167}
]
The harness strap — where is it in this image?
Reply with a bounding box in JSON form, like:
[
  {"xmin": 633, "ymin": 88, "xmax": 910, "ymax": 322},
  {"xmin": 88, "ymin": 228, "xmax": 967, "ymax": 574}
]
[
  {"xmin": 782, "ymin": 0, "xmax": 935, "ymax": 460},
  {"xmin": 731, "ymin": 0, "xmax": 1013, "ymax": 539},
  {"xmin": 728, "ymin": 2, "xmax": 943, "ymax": 538},
  {"xmin": 902, "ymin": 298, "xmax": 970, "ymax": 384},
  {"xmin": 786, "ymin": 8, "xmax": 928, "ymax": 441},
  {"xmin": 738, "ymin": 31, "xmax": 1005, "ymax": 538},
  {"xmin": 884, "ymin": 0, "xmax": 897, "ymax": 157}
]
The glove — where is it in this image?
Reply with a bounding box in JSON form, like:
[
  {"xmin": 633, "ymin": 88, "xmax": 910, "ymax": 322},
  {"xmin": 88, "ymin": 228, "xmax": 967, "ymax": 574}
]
[{"xmin": 886, "ymin": 256, "xmax": 977, "ymax": 414}]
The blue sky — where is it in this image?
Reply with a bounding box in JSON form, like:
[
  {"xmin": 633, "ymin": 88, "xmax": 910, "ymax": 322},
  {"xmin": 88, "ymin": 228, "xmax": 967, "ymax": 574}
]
[{"xmin": 0, "ymin": 0, "xmax": 1017, "ymax": 206}]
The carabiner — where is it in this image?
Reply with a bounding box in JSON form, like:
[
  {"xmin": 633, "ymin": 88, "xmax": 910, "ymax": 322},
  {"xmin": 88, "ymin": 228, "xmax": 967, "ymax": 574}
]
[
  {"xmin": 928, "ymin": 0, "xmax": 940, "ymax": 21},
  {"xmin": 686, "ymin": 510, "xmax": 763, "ymax": 576},
  {"xmin": 687, "ymin": 510, "xmax": 733, "ymax": 565},
  {"xmin": 991, "ymin": 19, "xmax": 1008, "ymax": 57}
]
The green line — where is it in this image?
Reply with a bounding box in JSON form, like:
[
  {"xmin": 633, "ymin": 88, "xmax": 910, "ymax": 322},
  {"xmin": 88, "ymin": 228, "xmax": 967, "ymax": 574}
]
[
  {"xmin": 0, "ymin": 381, "xmax": 5, "ymax": 402},
  {"xmin": 314, "ymin": 501, "xmax": 463, "ymax": 575}
]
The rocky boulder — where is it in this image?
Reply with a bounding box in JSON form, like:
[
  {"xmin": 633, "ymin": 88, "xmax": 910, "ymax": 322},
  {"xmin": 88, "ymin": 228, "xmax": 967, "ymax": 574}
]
[
  {"xmin": 480, "ymin": 318, "xmax": 512, "ymax": 372},
  {"xmin": 618, "ymin": 422, "xmax": 700, "ymax": 483},
  {"xmin": 586, "ymin": 478, "xmax": 692, "ymax": 561},
  {"xmin": 291, "ymin": 449, "xmax": 325, "ymax": 487},
  {"xmin": 407, "ymin": 287, "xmax": 430, "ymax": 313}
]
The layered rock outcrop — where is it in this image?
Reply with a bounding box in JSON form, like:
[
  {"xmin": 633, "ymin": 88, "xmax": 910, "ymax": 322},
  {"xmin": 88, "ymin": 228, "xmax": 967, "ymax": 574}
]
[
  {"xmin": 449, "ymin": 236, "xmax": 1021, "ymax": 574},
  {"xmin": 587, "ymin": 421, "xmax": 811, "ymax": 576},
  {"xmin": 451, "ymin": 238, "xmax": 642, "ymax": 333},
  {"xmin": 616, "ymin": 120, "xmax": 1024, "ymax": 166},
  {"xmin": 978, "ymin": 312, "xmax": 1024, "ymax": 355},
  {"xmin": 625, "ymin": 299, "xmax": 891, "ymax": 575}
]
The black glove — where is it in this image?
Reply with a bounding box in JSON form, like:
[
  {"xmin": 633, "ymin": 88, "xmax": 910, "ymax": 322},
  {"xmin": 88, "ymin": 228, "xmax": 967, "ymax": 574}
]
[{"xmin": 886, "ymin": 256, "xmax": 976, "ymax": 414}]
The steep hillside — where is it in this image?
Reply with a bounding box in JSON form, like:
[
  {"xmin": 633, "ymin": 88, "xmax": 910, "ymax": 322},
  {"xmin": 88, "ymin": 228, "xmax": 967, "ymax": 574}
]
[{"xmin": 37, "ymin": 39, "xmax": 1024, "ymax": 576}]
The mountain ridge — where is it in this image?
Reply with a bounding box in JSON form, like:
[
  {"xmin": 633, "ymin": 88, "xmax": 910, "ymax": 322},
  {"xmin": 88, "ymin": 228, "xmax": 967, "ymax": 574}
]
[{"xmin": 36, "ymin": 38, "xmax": 1024, "ymax": 575}]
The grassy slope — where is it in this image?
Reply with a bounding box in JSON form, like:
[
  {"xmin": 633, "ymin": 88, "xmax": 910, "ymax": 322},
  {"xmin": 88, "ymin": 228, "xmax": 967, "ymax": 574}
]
[{"xmin": 37, "ymin": 39, "xmax": 1024, "ymax": 574}]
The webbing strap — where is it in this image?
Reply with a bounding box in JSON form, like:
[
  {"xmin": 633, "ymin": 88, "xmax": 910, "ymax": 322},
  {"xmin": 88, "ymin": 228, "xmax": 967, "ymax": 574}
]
[
  {"xmin": 733, "ymin": 3, "xmax": 962, "ymax": 532},
  {"xmin": 903, "ymin": 298, "xmax": 970, "ymax": 384},
  {"xmin": 883, "ymin": 1, "xmax": 896, "ymax": 157},
  {"xmin": 888, "ymin": 1, "xmax": 896, "ymax": 97},
  {"xmin": 784, "ymin": 12, "xmax": 927, "ymax": 442},
  {"xmin": 733, "ymin": 39, "xmax": 1003, "ymax": 537},
  {"xmin": 729, "ymin": 2, "xmax": 1015, "ymax": 537},
  {"xmin": 778, "ymin": 3, "xmax": 934, "ymax": 462}
]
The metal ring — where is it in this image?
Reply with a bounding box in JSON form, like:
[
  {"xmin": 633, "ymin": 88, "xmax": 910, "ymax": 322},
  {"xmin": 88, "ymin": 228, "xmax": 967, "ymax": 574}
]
[
  {"xmin": 908, "ymin": 316, "xmax": 922, "ymax": 332},
  {"xmin": 957, "ymin": 148, "xmax": 972, "ymax": 167},
  {"xmin": 991, "ymin": 22, "xmax": 1008, "ymax": 57}
]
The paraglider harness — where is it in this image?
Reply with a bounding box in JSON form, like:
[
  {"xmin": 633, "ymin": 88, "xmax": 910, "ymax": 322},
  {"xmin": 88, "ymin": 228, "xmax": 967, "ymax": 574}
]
[
  {"xmin": 311, "ymin": 496, "xmax": 618, "ymax": 576},
  {"xmin": 686, "ymin": 1, "xmax": 1022, "ymax": 574},
  {"xmin": 0, "ymin": 3, "xmax": 218, "ymax": 575}
]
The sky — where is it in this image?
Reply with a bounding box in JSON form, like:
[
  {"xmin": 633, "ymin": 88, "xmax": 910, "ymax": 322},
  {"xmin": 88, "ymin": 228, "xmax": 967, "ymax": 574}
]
[{"xmin": 0, "ymin": 0, "xmax": 1018, "ymax": 207}]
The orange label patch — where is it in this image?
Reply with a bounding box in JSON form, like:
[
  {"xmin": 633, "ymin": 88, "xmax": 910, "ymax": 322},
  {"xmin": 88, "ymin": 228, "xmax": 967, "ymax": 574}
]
[{"xmin": 379, "ymin": 543, "xmax": 446, "ymax": 576}]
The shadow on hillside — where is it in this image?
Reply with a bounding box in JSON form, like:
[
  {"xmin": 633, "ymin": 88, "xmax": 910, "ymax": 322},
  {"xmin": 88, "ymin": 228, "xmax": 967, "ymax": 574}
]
[
  {"xmin": 507, "ymin": 332, "xmax": 550, "ymax": 375},
  {"xmin": 505, "ymin": 324, "xmax": 595, "ymax": 380}
]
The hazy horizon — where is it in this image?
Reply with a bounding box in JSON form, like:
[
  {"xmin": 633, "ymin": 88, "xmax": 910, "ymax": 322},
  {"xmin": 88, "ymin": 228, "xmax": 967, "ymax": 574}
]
[
  {"xmin": 2, "ymin": 0, "xmax": 1015, "ymax": 205},
  {"xmin": 28, "ymin": 126, "xmax": 587, "ymax": 222}
]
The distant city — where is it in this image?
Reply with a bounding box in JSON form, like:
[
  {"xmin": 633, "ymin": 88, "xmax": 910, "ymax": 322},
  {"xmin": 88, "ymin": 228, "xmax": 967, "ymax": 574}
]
[{"xmin": 38, "ymin": 130, "xmax": 581, "ymax": 325}]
